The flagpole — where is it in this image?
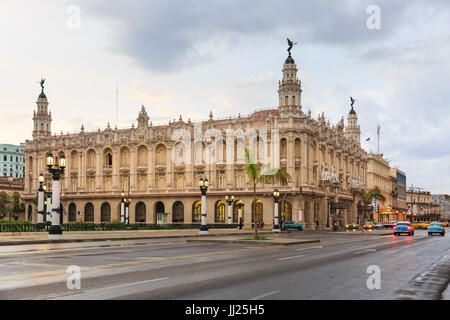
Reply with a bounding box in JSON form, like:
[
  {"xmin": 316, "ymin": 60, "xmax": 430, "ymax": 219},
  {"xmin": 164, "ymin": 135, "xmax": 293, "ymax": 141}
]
[{"xmin": 377, "ymin": 123, "xmax": 380, "ymax": 155}]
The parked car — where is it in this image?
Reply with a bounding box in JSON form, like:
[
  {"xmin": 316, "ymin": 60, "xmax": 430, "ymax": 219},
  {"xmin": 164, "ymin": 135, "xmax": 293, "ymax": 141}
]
[
  {"xmin": 363, "ymin": 222, "xmax": 375, "ymax": 229},
  {"xmin": 428, "ymin": 222, "xmax": 445, "ymax": 236},
  {"xmin": 411, "ymin": 222, "xmax": 430, "ymax": 230},
  {"xmin": 439, "ymin": 221, "xmax": 449, "ymax": 227},
  {"xmin": 345, "ymin": 223, "xmax": 359, "ymax": 230},
  {"xmin": 383, "ymin": 221, "xmax": 397, "ymax": 229},
  {"xmin": 283, "ymin": 221, "xmax": 304, "ymax": 231},
  {"xmin": 374, "ymin": 223, "xmax": 384, "ymax": 230},
  {"xmin": 394, "ymin": 221, "xmax": 414, "ymax": 236}
]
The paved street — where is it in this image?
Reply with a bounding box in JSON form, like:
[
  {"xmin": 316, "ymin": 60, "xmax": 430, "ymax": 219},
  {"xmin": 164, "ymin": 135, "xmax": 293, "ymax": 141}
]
[{"xmin": 0, "ymin": 230, "xmax": 448, "ymax": 300}]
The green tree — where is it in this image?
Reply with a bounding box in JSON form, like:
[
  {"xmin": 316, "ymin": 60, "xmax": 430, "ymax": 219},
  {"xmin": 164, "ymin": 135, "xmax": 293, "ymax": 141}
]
[
  {"xmin": 0, "ymin": 193, "xmax": 15, "ymax": 221},
  {"xmin": 244, "ymin": 148, "xmax": 291, "ymax": 240}
]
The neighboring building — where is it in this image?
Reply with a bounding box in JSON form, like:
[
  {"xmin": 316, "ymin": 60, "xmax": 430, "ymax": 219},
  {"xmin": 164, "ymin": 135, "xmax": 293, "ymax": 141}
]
[
  {"xmin": 389, "ymin": 168, "xmax": 408, "ymax": 220},
  {"xmin": 0, "ymin": 144, "xmax": 25, "ymax": 178},
  {"xmin": 406, "ymin": 188, "xmax": 441, "ymax": 222},
  {"xmin": 0, "ymin": 177, "xmax": 26, "ymax": 221},
  {"xmin": 366, "ymin": 153, "xmax": 397, "ymax": 222},
  {"xmin": 431, "ymin": 194, "xmax": 450, "ymax": 219},
  {"xmin": 23, "ymin": 50, "xmax": 369, "ymax": 229}
]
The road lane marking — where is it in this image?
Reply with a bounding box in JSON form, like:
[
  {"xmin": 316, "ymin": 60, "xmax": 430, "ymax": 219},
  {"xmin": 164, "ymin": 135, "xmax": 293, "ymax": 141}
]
[
  {"xmin": 278, "ymin": 254, "xmax": 304, "ymax": 261},
  {"xmin": 0, "ymin": 245, "xmax": 281, "ymax": 281},
  {"xmin": 135, "ymin": 257, "xmax": 162, "ymax": 260},
  {"xmin": 0, "ymin": 241, "xmax": 186, "ymax": 256},
  {"xmin": 354, "ymin": 249, "xmax": 376, "ymax": 255},
  {"xmin": 250, "ymin": 290, "xmax": 280, "ymax": 300},
  {"xmin": 85, "ymin": 277, "xmax": 169, "ymax": 291},
  {"xmin": 296, "ymin": 246, "xmax": 323, "ymax": 251}
]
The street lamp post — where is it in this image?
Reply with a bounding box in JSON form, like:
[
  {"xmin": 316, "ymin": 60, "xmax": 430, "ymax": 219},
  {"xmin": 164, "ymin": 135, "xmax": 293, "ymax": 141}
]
[
  {"xmin": 326, "ymin": 196, "xmax": 331, "ymax": 229},
  {"xmin": 236, "ymin": 200, "xmax": 244, "ymax": 230},
  {"xmin": 44, "ymin": 185, "xmax": 52, "ymax": 227},
  {"xmin": 199, "ymin": 177, "xmax": 209, "ymax": 234},
  {"xmin": 273, "ymin": 189, "xmax": 280, "ymax": 232},
  {"xmin": 37, "ymin": 173, "xmax": 45, "ymax": 229},
  {"xmin": 120, "ymin": 191, "xmax": 125, "ymax": 223},
  {"xmin": 46, "ymin": 152, "xmax": 66, "ymax": 240},
  {"xmin": 125, "ymin": 198, "xmax": 131, "ymax": 225},
  {"xmin": 225, "ymin": 195, "xmax": 234, "ymax": 225}
]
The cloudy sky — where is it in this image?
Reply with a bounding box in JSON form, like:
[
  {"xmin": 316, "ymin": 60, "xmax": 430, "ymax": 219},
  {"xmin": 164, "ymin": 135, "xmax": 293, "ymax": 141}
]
[{"xmin": 0, "ymin": 0, "xmax": 449, "ymax": 193}]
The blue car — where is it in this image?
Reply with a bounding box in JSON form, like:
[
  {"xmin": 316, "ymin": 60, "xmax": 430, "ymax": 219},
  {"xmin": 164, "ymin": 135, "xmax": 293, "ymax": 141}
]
[
  {"xmin": 394, "ymin": 222, "xmax": 414, "ymax": 236},
  {"xmin": 428, "ymin": 222, "xmax": 445, "ymax": 236}
]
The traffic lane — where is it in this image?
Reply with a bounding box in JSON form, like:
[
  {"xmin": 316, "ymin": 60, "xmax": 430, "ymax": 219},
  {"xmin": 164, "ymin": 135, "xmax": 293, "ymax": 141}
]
[
  {"xmin": 172, "ymin": 230, "xmax": 449, "ymax": 300},
  {"xmin": 0, "ymin": 230, "xmax": 437, "ymax": 299},
  {"xmin": 95, "ymin": 232, "xmax": 438, "ymax": 299},
  {"xmin": 0, "ymin": 230, "xmax": 412, "ymax": 288}
]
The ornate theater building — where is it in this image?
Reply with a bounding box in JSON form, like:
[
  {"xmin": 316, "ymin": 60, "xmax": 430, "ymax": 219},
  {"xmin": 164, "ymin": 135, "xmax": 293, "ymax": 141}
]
[{"xmin": 23, "ymin": 50, "xmax": 368, "ymax": 230}]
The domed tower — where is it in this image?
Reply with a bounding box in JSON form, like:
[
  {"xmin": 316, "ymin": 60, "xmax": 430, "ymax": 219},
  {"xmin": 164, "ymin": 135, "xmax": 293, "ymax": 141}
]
[
  {"xmin": 345, "ymin": 103, "xmax": 361, "ymax": 144},
  {"xmin": 278, "ymin": 52, "xmax": 302, "ymax": 118},
  {"xmin": 32, "ymin": 80, "xmax": 52, "ymax": 140}
]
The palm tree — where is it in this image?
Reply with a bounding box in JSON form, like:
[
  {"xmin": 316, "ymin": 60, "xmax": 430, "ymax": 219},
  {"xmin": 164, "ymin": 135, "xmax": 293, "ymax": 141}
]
[
  {"xmin": 365, "ymin": 186, "xmax": 385, "ymax": 222},
  {"xmin": 244, "ymin": 148, "xmax": 291, "ymax": 240}
]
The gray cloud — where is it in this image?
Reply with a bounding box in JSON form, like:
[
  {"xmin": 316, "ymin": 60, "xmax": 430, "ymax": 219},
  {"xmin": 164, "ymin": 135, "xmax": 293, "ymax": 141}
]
[{"xmin": 76, "ymin": 0, "xmax": 446, "ymax": 71}]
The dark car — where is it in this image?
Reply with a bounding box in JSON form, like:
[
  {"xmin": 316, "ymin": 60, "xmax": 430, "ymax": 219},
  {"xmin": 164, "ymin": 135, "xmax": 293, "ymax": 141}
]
[{"xmin": 283, "ymin": 221, "xmax": 304, "ymax": 231}]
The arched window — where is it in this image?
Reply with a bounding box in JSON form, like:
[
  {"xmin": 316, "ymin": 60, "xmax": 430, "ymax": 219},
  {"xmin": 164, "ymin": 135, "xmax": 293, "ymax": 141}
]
[
  {"xmin": 252, "ymin": 200, "xmax": 263, "ymax": 223},
  {"xmin": 192, "ymin": 201, "xmax": 202, "ymax": 222},
  {"xmin": 84, "ymin": 202, "xmax": 94, "ymax": 222},
  {"xmin": 215, "ymin": 201, "xmax": 226, "ymax": 223},
  {"xmin": 292, "ymin": 95, "xmax": 296, "ymax": 105},
  {"xmin": 285, "ymin": 96, "xmax": 289, "ymax": 105},
  {"xmin": 172, "ymin": 201, "xmax": 184, "ymax": 223},
  {"xmin": 295, "ymin": 138, "xmax": 301, "ymax": 159},
  {"xmin": 104, "ymin": 149, "xmax": 112, "ymax": 166},
  {"xmin": 280, "ymin": 138, "xmax": 287, "ymax": 159},
  {"xmin": 101, "ymin": 202, "xmax": 111, "ymax": 223}
]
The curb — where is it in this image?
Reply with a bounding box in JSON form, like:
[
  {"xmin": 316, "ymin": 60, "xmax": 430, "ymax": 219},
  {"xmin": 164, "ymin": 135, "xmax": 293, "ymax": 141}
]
[
  {"xmin": 186, "ymin": 238, "xmax": 320, "ymax": 246},
  {"xmin": 396, "ymin": 254, "xmax": 450, "ymax": 300},
  {"xmin": 0, "ymin": 231, "xmax": 277, "ymax": 246}
]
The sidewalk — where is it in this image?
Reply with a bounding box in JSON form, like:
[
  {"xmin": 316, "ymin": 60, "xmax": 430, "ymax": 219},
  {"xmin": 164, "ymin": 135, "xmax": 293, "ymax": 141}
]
[{"xmin": 0, "ymin": 229, "xmax": 277, "ymax": 246}]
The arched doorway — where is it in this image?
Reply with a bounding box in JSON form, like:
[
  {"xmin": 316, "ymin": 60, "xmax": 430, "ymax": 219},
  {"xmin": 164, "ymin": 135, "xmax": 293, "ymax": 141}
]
[
  {"xmin": 172, "ymin": 201, "xmax": 184, "ymax": 223},
  {"xmin": 155, "ymin": 201, "xmax": 165, "ymax": 223},
  {"xmin": 284, "ymin": 200, "xmax": 292, "ymax": 221},
  {"xmin": 233, "ymin": 201, "xmax": 244, "ymax": 223},
  {"xmin": 252, "ymin": 200, "xmax": 263, "ymax": 223},
  {"xmin": 84, "ymin": 203, "xmax": 94, "ymax": 222},
  {"xmin": 27, "ymin": 205, "xmax": 32, "ymax": 222},
  {"xmin": 135, "ymin": 202, "xmax": 146, "ymax": 223},
  {"xmin": 101, "ymin": 202, "xmax": 111, "ymax": 223},
  {"xmin": 68, "ymin": 203, "xmax": 76, "ymax": 222},
  {"xmin": 215, "ymin": 200, "xmax": 226, "ymax": 223},
  {"xmin": 192, "ymin": 201, "xmax": 201, "ymax": 222}
]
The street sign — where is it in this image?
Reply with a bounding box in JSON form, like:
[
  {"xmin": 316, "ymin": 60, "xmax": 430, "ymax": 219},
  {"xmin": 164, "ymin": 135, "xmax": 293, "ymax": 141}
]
[{"xmin": 373, "ymin": 191, "xmax": 376, "ymax": 213}]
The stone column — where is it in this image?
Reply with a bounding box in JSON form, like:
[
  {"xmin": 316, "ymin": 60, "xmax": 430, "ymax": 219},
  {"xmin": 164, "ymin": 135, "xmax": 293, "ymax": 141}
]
[
  {"xmin": 112, "ymin": 148, "xmax": 119, "ymax": 191},
  {"xmin": 300, "ymin": 134, "xmax": 308, "ymax": 187},
  {"xmin": 130, "ymin": 146, "xmax": 137, "ymax": 192}
]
